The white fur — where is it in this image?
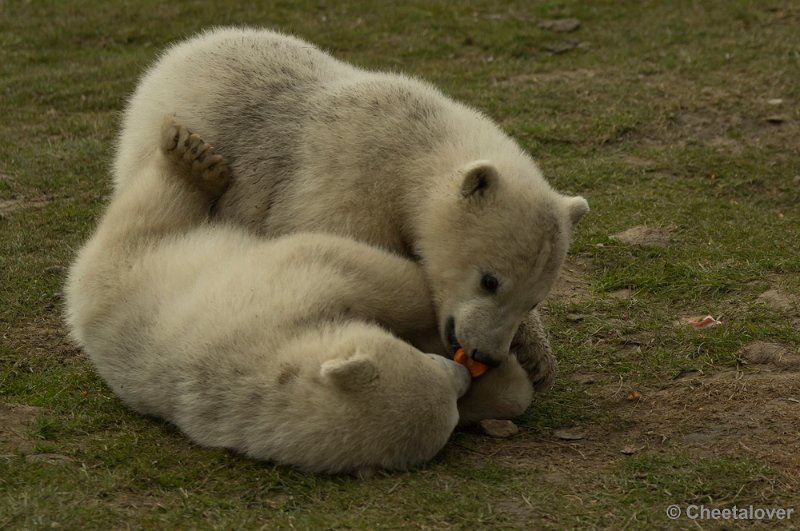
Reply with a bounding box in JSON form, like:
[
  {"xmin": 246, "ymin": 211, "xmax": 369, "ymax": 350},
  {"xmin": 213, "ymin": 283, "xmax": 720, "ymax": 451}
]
[
  {"xmin": 115, "ymin": 27, "xmax": 589, "ymax": 371},
  {"xmin": 66, "ymin": 144, "xmax": 474, "ymax": 474}
]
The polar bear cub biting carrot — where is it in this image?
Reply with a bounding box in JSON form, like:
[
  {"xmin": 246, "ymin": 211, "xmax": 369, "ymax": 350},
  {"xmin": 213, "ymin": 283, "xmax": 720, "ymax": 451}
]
[
  {"xmin": 66, "ymin": 122, "xmax": 478, "ymax": 474},
  {"xmin": 115, "ymin": 27, "xmax": 589, "ymax": 392}
]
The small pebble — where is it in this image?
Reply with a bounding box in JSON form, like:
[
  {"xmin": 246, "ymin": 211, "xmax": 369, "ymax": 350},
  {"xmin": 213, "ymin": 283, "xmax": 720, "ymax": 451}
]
[
  {"xmin": 539, "ymin": 18, "xmax": 581, "ymax": 32},
  {"xmin": 479, "ymin": 419, "xmax": 519, "ymax": 438},
  {"xmin": 553, "ymin": 427, "xmax": 586, "ymax": 440}
]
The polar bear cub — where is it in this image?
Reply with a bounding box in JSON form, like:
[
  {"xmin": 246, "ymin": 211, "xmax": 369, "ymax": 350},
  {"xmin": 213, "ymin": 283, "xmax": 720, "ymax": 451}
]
[
  {"xmin": 115, "ymin": 27, "xmax": 589, "ymax": 391},
  {"xmin": 65, "ymin": 122, "xmax": 472, "ymax": 474}
]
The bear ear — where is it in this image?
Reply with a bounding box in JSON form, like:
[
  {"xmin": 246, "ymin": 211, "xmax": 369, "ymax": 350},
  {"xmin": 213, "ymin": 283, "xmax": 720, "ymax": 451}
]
[
  {"xmin": 460, "ymin": 160, "xmax": 499, "ymax": 199},
  {"xmin": 321, "ymin": 354, "xmax": 379, "ymax": 391},
  {"xmin": 565, "ymin": 195, "xmax": 589, "ymax": 226}
]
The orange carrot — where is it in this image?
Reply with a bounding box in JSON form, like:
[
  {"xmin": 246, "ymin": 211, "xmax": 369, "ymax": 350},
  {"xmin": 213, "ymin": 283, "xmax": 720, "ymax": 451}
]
[{"xmin": 454, "ymin": 348, "xmax": 488, "ymax": 378}]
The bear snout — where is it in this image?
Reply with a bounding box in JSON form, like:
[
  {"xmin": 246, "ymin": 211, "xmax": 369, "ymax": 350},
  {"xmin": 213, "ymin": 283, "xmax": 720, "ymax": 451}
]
[{"xmin": 447, "ymin": 315, "xmax": 509, "ymax": 368}]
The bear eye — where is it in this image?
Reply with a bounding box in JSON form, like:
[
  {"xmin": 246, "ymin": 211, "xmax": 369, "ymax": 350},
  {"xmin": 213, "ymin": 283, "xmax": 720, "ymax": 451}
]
[{"xmin": 480, "ymin": 273, "xmax": 499, "ymax": 294}]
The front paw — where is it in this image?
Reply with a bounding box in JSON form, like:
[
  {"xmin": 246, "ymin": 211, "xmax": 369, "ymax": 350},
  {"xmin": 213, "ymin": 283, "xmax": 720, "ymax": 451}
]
[
  {"xmin": 511, "ymin": 310, "xmax": 556, "ymax": 392},
  {"xmin": 457, "ymin": 355, "xmax": 533, "ymax": 426},
  {"xmin": 512, "ymin": 341, "xmax": 556, "ymax": 392}
]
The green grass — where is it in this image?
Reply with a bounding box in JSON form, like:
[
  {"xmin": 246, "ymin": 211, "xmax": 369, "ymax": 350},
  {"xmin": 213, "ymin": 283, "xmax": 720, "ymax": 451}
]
[{"xmin": 2, "ymin": 0, "xmax": 799, "ymax": 528}]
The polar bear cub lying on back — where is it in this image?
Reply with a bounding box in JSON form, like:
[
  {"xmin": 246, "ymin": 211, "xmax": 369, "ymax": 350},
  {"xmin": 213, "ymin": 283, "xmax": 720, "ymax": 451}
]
[{"xmin": 65, "ymin": 122, "xmax": 477, "ymax": 474}]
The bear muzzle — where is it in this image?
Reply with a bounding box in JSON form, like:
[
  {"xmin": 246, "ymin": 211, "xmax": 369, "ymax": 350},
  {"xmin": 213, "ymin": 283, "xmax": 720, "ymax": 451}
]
[{"xmin": 445, "ymin": 315, "xmax": 504, "ymax": 368}]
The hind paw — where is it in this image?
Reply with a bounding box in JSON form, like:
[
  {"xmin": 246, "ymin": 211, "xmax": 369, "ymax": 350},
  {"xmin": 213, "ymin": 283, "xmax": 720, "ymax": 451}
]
[{"xmin": 160, "ymin": 119, "xmax": 230, "ymax": 197}]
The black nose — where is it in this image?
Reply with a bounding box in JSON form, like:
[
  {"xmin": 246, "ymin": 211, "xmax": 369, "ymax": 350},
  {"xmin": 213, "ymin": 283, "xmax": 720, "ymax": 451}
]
[{"xmin": 471, "ymin": 350, "xmax": 501, "ymax": 368}]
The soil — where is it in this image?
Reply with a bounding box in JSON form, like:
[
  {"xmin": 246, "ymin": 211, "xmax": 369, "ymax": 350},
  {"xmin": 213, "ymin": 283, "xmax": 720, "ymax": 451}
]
[
  {"xmin": 455, "ymin": 262, "xmax": 800, "ymax": 498},
  {"xmin": 0, "ymin": 196, "xmax": 52, "ymax": 217},
  {"xmin": 0, "ymin": 401, "xmax": 46, "ymax": 453},
  {"xmin": 457, "ymin": 340, "xmax": 800, "ymax": 497},
  {"xmin": 538, "ymin": 18, "xmax": 581, "ymax": 33},
  {"xmin": 610, "ymin": 225, "xmax": 673, "ymax": 248},
  {"xmin": 757, "ymin": 289, "xmax": 797, "ymax": 312},
  {"xmin": 548, "ymin": 259, "xmax": 592, "ymax": 302}
]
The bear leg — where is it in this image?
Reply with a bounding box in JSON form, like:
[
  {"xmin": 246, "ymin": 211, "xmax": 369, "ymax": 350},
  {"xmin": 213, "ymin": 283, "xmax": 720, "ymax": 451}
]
[
  {"xmin": 511, "ymin": 309, "xmax": 556, "ymax": 392},
  {"xmin": 160, "ymin": 119, "xmax": 230, "ymax": 198}
]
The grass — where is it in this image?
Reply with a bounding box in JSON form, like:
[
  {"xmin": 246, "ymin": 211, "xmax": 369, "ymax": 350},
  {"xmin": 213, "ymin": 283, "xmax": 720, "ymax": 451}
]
[{"xmin": 1, "ymin": 0, "xmax": 799, "ymax": 528}]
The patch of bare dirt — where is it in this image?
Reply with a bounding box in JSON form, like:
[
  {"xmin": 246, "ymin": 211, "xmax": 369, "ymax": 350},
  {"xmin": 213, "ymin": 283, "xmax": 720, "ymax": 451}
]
[
  {"xmin": 625, "ymin": 370, "xmax": 798, "ymax": 472},
  {"xmin": 621, "ymin": 154, "xmax": 664, "ymax": 172},
  {"xmin": 538, "ymin": 18, "xmax": 581, "ymax": 33},
  {"xmin": 707, "ymin": 135, "xmax": 745, "ymax": 154},
  {"xmin": 1, "ymin": 314, "xmax": 84, "ymax": 373},
  {"xmin": 24, "ymin": 453, "xmax": 74, "ymax": 464},
  {"xmin": 631, "ymin": 74, "xmax": 800, "ymax": 157},
  {"xmin": 567, "ymin": 371, "xmax": 597, "ymax": 385},
  {"xmin": 739, "ymin": 341, "xmax": 800, "ymax": 369},
  {"xmin": 453, "ymin": 341, "xmax": 800, "ymax": 494},
  {"xmin": 606, "ymin": 288, "xmax": 633, "ymax": 300},
  {"xmin": 756, "ymin": 289, "xmax": 797, "ymax": 313},
  {"xmin": 0, "ymin": 195, "xmax": 52, "ymax": 217},
  {"xmin": 610, "ymin": 225, "xmax": 672, "ymax": 248},
  {"xmin": 549, "ymin": 260, "xmax": 591, "ymax": 303},
  {"xmin": 105, "ymin": 491, "xmax": 167, "ymax": 511},
  {"xmin": 496, "ymin": 68, "xmax": 597, "ymax": 87},
  {"xmin": 0, "ymin": 402, "xmax": 46, "ymax": 453},
  {"xmin": 601, "ymin": 340, "xmax": 800, "ymax": 477}
]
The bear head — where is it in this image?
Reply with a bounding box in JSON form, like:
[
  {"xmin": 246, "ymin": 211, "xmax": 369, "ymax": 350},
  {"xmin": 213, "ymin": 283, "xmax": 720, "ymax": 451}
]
[{"xmin": 416, "ymin": 159, "xmax": 588, "ymax": 368}]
